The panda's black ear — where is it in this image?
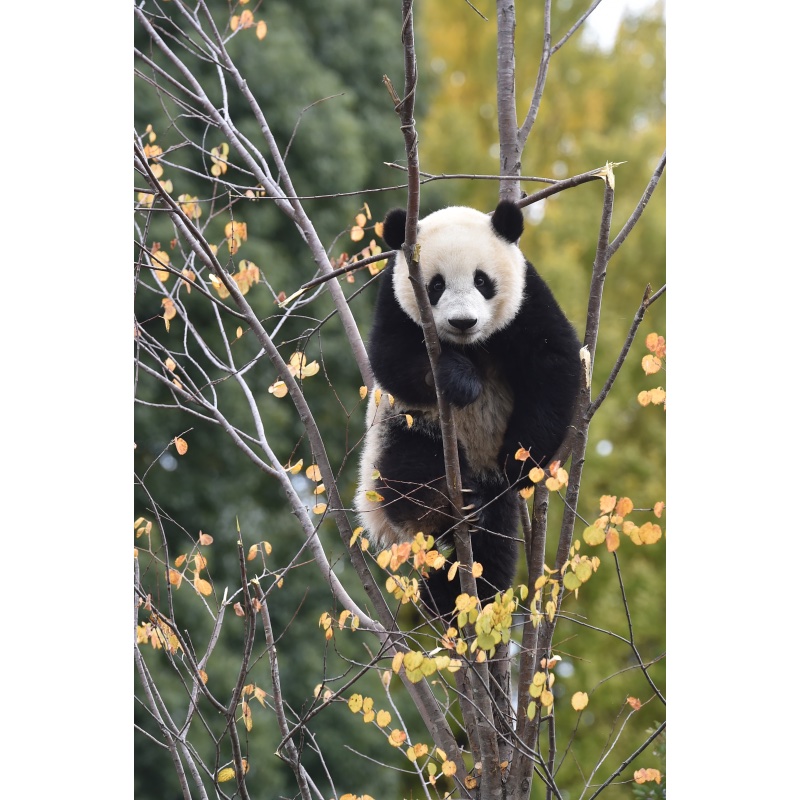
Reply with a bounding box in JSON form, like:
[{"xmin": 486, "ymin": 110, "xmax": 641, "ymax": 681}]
[
  {"xmin": 382, "ymin": 208, "xmax": 407, "ymax": 250},
  {"xmin": 491, "ymin": 200, "xmax": 524, "ymax": 243}
]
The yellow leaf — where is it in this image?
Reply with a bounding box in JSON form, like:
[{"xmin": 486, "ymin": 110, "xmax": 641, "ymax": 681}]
[
  {"xmin": 256, "ymin": 19, "xmax": 267, "ymax": 39},
  {"xmin": 174, "ymin": 554, "xmax": 187, "ymax": 567},
  {"xmin": 442, "ymin": 760, "xmax": 456, "ymax": 777},
  {"xmin": 472, "ymin": 562, "xmax": 483, "ymax": 578},
  {"xmin": 198, "ymin": 531, "xmax": 213, "ymax": 545},
  {"xmin": 606, "ymin": 529, "xmax": 620, "ymax": 552},
  {"xmin": 376, "ymin": 709, "xmax": 391, "ymax": 727},
  {"xmin": 637, "ymin": 390, "xmax": 651, "ymax": 406},
  {"xmin": 194, "ymin": 577, "xmax": 213, "ymax": 596},
  {"xmin": 653, "ymin": 501, "xmax": 665, "ymax": 518},
  {"xmin": 355, "ymin": 213, "xmax": 367, "ymax": 227},
  {"xmin": 514, "ymin": 447, "xmax": 530, "ymax": 461},
  {"xmin": 641, "ymin": 354, "xmax": 662, "ymax": 375},
  {"xmin": 403, "ymin": 651, "xmax": 424, "ymax": 671},
  {"xmin": 349, "ymin": 526, "xmax": 364, "ymax": 547},
  {"xmin": 365, "ymin": 489, "xmax": 384, "ymax": 503},
  {"xmin": 540, "ymin": 689, "xmax": 553, "ymax": 706},
  {"xmin": 388, "ymin": 729, "xmax": 407, "ymax": 747},
  {"xmin": 583, "ymin": 524, "xmax": 605, "ymax": 546},
  {"xmin": 217, "ymin": 767, "xmax": 236, "ymax": 783},
  {"xmin": 313, "ymin": 484, "xmax": 326, "ymax": 495},
  {"xmin": 359, "ymin": 385, "xmax": 368, "ymax": 399},
  {"xmin": 638, "ymin": 522, "xmax": 663, "ymax": 544},
  {"xmin": 528, "ymin": 467, "xmax": 545, "ymax": 483},
  {"xmin": 649, "ymin": 386, "xmax": 666, "ymax": 405},
  {"xmin": 405, "ymin": 414, "xmax": 413, "ymax": 428},
  {"xmin": 161, "ymin": 297, "xmax": 177, "ymax": 322},
  {"xmin": 447, "ymin": 561, "xmax": 460, "ymax": 582},
  {"xmin": 151, "ymin": 249, "xmax": 170, "ymax": 283},
  {"xmin": 168, "ymin": 569, "xmax": 182, "ymax": 588},
  {"xmin": 306, "ymin": 464, "xmax": 322, "ymax": 482},
  {"xmin": 391, "ymin": 651, "xmax": 404, "ymax": 673},
  {"xmin": 286, "ymin": 459, "xmax": 303, "ymax": 475},
  {"xmin": 465, "ymin": 775, "xmax": 478, "ymax": 789},
  {"xmin": 571, "ymin": 691, "xmax": 589, "ymax": 711},
  {"xmin": 194, "ymin": 554, "xmax": 207, "ymax": 571},
  {"xmin": 174, "ymin": 437, "xmax": 188, "ymax": 455},
  {"xmin": 347, "ymin": 694, "xmax": 363, "ymax": 713},
  {"xmin": 269, "ymin": 380, "xmax": 288, "ymax": 398},
  {"xmin": 519, "ymin": 485, "xmax": 534, "ymax": 499},
  {"xmin": 350, "ymin": 226, "xmax": 365, "ymax": 242}
]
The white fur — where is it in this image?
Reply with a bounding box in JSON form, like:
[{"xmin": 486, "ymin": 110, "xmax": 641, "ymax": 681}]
[{"xmin": 392, "ymin": 206, "xmax": 527, "ymax": 344}]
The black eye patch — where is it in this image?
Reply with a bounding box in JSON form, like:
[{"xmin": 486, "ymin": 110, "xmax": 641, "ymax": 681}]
[
  {"xmin": 427, "ymin": 274, "xmax": 446, "ymax": 305},
  {"xmin": 473, "ymin": 269, "xmax": 496, "ymax": 300}
]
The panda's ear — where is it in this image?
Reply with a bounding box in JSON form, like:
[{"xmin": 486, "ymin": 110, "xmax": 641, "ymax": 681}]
[
  {"xmin": 491, "ymin": 200, "xmax": 524, "ymax": 243},
  {"xmin": 382, "ymin": 208, "xmax": 407, "ymax": 250}
]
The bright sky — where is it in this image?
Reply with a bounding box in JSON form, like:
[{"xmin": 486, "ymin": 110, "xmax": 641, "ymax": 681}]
[{"xmin": 583, "ymin": 0, "xmax": 665, "ymax": 50}]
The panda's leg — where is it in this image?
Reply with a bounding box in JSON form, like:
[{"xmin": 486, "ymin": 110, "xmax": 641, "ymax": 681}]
[
  {"xmin": 421, "ymin": 474, "xmax": 519, "ymax": 619},
  {"xmin": 468, "ymin": 484, "xmax": 520, "ymax": 604},
  {"xmin": 372, "ymin": 415, "xmax": 455, "ymax": 540}
]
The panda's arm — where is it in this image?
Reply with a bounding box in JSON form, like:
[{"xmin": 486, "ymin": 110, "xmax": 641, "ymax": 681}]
[
  {"xmin": 496, "ymin": 266, "xmax": 582, "ymax": 482},
  {"xmin": 367, "ymin": 264, "xmax": 439, "ymax": 405}
]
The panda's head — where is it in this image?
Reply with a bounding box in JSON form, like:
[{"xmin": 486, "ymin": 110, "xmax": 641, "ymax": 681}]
[{"xmin": 382, "ymin": 201, "xmax": 527, "ymax": 345}]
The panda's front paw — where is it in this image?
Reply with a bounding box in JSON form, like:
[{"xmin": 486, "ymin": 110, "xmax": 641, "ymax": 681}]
[{"xmin": 437, "ymin": 350, "xmax": 482, "ymax": 407}]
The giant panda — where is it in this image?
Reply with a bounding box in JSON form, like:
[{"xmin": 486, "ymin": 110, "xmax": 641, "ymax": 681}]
[{"xmin": 355, "ymin": 200, "xmax": 582, "ymax": 619}]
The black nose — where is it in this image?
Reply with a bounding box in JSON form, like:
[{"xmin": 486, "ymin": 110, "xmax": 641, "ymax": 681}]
[{"xmin": 449, "ymin": 318, "xmax": 477, "ymax": 332}]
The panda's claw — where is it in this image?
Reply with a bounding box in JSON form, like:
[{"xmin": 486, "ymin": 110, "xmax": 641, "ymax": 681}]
[{"xmin": 462, "ymin": 503, "xmax": 476, "ymax": 512}]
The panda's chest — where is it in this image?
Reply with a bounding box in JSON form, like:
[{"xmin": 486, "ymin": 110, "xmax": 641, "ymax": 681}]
[{"xmin": 452, "ymin": 359, "xmax": 514, "ymax": 470}]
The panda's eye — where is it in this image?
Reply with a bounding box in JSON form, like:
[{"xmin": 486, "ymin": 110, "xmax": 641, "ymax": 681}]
[
  {"xmin": 427, "ymin": 274, "xmax": 446, "ymax": 305},
  {"xmin": 473, "ymin": 270, "xmax": 496, "ymax": 299}
]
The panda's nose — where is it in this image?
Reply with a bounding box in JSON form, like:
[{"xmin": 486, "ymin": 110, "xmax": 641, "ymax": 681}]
[{"xmin": 449, "ymin": 318, "xmax": 478, "ymax": 332}]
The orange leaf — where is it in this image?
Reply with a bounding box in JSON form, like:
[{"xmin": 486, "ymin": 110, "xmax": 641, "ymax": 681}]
[
  {"xmin": 614, "ymin": 497, "xmax": 633, "ymax": 517},
  {"xmin": 194, "ymin": 577, "xmax": 213, "ymax": 596},
  {"xmin": 605, "ymin": 529, "xmax": 620, "ymax": 552},
  {"xmin": 174, "ymin": 437, "xmax": 188, "ymax": 455},
  {"xmin": 599, "ymin": 495, "xmax": 616, "ymax": 514}
]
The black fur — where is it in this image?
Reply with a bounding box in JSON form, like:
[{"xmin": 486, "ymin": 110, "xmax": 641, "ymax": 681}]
[
  {"xmin": 490, "ymin": 199, "xmax": 524, "ymax": 243},
  {"xmin": 366, "ymin": 202, "xmax": 581, "ymax": 618}
]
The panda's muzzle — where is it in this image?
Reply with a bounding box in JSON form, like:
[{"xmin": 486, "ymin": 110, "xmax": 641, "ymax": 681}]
[{"xmin": 448, "ymin": 317, "xmax": 478, "ymax": 332}]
